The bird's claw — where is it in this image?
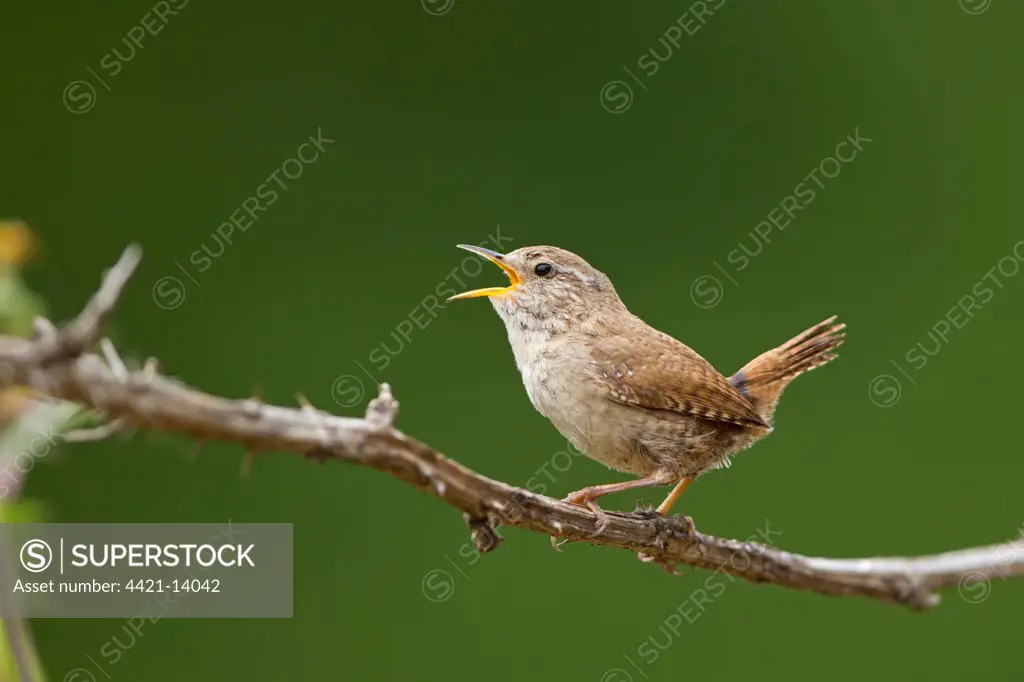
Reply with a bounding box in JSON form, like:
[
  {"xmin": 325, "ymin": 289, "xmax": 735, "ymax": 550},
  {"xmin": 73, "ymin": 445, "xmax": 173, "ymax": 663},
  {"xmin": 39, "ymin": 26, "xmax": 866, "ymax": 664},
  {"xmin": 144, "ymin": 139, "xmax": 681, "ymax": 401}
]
[
  {"xmin": 551, "ymin": 493, "xmax": 610, "ymax": 550},
  {"xmin": 585, "ymin": 501, "xmax": 609, "ymax": 538},
  {"xmin": 670, "ymin": 513, "xmax": 696, "ymax": 539},
  {"xmin": 638, "ymin": 552, "xmax": 683, "ymax": 574},
  {"xmin": 635, "ymin": 509, "xmax": 696, "ymax": 567}
]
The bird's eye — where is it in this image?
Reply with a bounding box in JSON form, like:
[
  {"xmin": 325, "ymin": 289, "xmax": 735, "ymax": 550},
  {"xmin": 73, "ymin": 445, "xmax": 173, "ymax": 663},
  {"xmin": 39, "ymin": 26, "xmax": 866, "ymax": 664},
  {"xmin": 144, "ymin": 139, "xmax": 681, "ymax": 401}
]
[{"xmin": 535, "ymin": 262, "xmax": 554, "ymax": 277}]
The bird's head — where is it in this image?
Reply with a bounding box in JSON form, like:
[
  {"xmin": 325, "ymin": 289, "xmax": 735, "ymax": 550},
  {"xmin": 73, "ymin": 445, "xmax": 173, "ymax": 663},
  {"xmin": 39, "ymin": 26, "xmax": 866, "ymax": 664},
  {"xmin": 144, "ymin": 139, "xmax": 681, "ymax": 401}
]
[{"xmin": 448, "ymin": 244, "xmax": 625, "ymax": 328}]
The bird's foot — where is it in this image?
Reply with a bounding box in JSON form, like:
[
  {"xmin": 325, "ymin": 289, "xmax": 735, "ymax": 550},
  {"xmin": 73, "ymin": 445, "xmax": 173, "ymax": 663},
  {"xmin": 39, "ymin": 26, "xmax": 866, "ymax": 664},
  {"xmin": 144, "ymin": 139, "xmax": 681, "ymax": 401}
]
[
  {"xmin": 639, "ymin": 553, "xmax": 684, "ymax": 574},
  {"xmin": 664, "ymin": 512, "xmax": 696, "ymax": 539},
  {"xmin": 550, "ymin": 489, "xmax": 611, "ymax": 549},
  {"xmin": 636, "ymin": 508, "xmax": 696, "ymax": 565},
  {"xmin": 563, "ymin": 489, "xmax": 610, "ymax": 538},
  {"xmin": 584, "ymin": 500, "xmax": 610, "ymax": 537}
]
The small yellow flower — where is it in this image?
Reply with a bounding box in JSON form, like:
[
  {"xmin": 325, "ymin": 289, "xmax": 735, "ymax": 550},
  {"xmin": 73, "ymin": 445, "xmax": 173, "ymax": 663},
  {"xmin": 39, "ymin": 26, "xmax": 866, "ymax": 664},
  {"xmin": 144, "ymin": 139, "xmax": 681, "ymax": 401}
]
[{"xmin": 0, "ymin": 219, "xmax": 37, "ymax": 266}]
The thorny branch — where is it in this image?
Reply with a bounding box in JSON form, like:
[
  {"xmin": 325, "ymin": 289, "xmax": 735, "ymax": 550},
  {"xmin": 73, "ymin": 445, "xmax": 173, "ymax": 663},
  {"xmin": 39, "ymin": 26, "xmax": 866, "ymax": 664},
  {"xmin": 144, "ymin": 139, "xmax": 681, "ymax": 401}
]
[{"xmin": 2, "ymin": 245, "xmax": 1023, "ymax": 611}]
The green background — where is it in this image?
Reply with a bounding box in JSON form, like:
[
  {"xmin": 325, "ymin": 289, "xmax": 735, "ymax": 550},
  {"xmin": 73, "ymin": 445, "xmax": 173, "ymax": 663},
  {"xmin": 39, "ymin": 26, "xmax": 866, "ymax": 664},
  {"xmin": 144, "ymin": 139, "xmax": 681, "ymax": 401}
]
[{"xmin": 3, "ymin": 0, "xmax": 1023, "ymax": 679}]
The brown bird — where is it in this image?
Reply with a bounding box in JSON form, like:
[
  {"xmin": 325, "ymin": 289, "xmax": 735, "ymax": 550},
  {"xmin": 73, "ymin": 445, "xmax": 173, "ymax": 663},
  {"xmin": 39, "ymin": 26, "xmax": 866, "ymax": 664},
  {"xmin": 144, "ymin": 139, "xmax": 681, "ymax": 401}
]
[{"xmin": 449, "ymin": 245, "xmax": 845, "ymax": 538}]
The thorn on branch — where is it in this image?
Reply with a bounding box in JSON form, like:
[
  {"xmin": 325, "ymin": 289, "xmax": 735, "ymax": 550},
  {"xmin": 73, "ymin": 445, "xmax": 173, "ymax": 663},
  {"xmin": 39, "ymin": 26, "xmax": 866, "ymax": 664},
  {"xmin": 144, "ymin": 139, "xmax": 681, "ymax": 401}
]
[
  {"xmin": 239, "ymin": 397, "xmax": 263, "ymax": 419},
  {"xmin": 142, "ymin": 357, "xmax": 160, "ymax": 381},
  {"xmin": 32, "ymin": 317, "xmax": 58, "ymax": 342},
  {"xmin": 101, "ymin": 338, "xmax": 129, "ymax": 380},
  {"xmin": 296, "ymin": 392, "xmax": 338, "ymax": 454},
  {"xmin": 366, "ymin": 382, "xmax": 398, "ymax": 429},
  {"xmin": 633, "ymin": 499, "xmax": 654, "ymax": 515}
]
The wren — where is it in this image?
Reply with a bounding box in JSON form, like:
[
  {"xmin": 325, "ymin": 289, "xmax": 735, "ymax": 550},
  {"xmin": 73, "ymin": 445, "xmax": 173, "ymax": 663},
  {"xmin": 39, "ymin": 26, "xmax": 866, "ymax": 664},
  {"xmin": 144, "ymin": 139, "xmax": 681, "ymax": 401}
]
[{"xmin": 449, "ymin": 245, "xmax": 844, "ymax": 538}]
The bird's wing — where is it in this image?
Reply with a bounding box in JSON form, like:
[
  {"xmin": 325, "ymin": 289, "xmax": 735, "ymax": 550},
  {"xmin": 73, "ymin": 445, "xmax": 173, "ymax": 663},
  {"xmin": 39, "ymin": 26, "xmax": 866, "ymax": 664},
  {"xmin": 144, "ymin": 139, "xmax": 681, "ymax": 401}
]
[{"xmin": 591, "ymin": 332, "xmax": 768, "ymax": 428}]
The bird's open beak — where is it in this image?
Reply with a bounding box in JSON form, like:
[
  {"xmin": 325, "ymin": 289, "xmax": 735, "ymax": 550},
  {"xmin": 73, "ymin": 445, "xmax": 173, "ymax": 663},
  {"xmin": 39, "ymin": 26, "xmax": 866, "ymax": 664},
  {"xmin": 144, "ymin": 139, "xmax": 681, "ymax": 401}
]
[{"xmin": 447, "ymin": 245, "xmax": 522, "ymax": 301}]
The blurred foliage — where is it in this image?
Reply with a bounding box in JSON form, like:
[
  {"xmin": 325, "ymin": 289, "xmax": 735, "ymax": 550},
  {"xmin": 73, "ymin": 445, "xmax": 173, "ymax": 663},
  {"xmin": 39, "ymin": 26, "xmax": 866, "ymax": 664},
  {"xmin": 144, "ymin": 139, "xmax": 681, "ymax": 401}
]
[
  {"xmin": 0, "ymin": 223, "xmax": 84, "ymax": 682},
  {"xmin": 0, "ymin": 223, "xmax": 45, "ymax": 338}
]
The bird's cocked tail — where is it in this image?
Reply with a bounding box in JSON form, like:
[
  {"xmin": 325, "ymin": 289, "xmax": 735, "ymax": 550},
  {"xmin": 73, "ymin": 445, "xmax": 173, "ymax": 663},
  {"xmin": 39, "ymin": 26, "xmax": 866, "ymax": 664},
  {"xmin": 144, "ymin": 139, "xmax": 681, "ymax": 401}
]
[{"xmin": 729, "ymin": 315, "xmax": 845, "ymax": 425}]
